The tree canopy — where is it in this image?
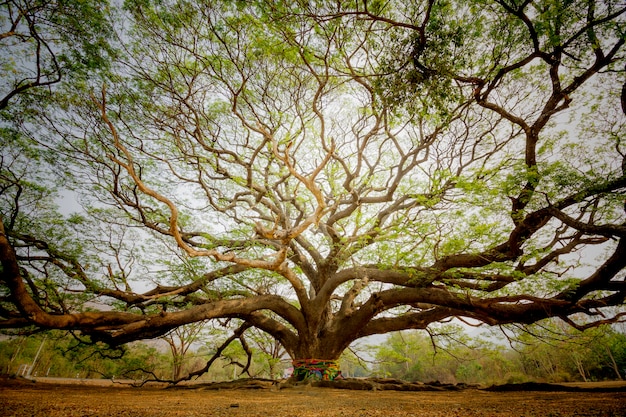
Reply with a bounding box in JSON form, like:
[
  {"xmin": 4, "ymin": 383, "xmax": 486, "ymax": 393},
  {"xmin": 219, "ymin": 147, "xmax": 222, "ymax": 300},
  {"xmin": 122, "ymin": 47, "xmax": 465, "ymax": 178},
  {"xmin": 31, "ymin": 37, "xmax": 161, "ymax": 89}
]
[{"xmin": 1, "ymin": 0, "xmax": 625, "ymax": 378}]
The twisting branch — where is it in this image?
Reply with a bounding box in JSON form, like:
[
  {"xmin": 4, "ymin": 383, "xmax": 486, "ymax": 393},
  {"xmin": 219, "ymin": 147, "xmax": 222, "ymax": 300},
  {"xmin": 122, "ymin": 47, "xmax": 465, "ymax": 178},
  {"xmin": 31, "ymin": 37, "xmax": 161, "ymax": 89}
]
[
  {"xmin": 133, "ymin": 322, "xmax": 253, "ymax": 386},
  {"xmin": 90, "ymin": 85, "xmax": 289, "ymax": 271},
  {"xmin": 253, "ymin": 123, "xmax": 334, "ymax": 242},
  {"xmin": 546, "ymin": 207, "xmax": 626, "ymax": 238}
]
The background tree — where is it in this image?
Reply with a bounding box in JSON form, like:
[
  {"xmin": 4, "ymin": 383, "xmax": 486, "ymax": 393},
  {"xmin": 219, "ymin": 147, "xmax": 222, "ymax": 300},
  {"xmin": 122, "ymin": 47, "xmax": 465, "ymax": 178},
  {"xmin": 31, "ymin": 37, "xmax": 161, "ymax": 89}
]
[
  {"xmin": 0, "ymin": 331, "xmax": 169, "ymax": 379},
  {"xmin": 161, "ymin": 322, "xmax": 206, "ymax": 380},
  {"xmin": 243, "ymin": 326, "xmax": 289, "ymax": 380},
  {"xmin": 373, "ymin": 328, "xmax": 516, "ymax": 384},
  {"xmin": 508, "ymin": 320, "xmax": 626, "ymax": 382},
  {"xmin": 1, "ymin": 0, "xmax": 625, "ymax": 381}
]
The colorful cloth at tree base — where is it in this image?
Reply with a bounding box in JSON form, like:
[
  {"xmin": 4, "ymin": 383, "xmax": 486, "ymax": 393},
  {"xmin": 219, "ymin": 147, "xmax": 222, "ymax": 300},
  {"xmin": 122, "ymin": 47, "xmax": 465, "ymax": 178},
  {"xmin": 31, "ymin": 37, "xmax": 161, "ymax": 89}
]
[{"xmin": 291, "ymin": 359, "xmax": 343, "ymax": 381}]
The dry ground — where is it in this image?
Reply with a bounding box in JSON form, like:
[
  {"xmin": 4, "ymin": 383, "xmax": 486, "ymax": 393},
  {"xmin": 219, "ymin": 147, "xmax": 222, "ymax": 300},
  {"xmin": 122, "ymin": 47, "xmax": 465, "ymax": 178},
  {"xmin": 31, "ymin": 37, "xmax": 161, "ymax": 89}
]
[{"xmin": 1, "ymin": 377, "xmax": 625, "ymax": 417}]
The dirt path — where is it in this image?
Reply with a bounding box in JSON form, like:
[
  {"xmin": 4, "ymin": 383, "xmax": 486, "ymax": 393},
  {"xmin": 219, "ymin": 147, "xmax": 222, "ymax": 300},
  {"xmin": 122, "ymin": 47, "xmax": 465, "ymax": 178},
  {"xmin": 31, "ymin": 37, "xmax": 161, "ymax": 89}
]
[{"xmin": 1, "ymin": 378, "xmax": 625, "ymax": 417}]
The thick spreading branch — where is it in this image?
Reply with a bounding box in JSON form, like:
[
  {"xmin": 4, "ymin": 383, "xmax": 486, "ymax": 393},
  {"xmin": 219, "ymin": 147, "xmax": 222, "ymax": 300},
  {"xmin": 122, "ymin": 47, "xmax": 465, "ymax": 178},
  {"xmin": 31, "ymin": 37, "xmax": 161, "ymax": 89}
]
[{"xmin": 91, "ymin": 87, "xmax": 290, "ymax": 271}]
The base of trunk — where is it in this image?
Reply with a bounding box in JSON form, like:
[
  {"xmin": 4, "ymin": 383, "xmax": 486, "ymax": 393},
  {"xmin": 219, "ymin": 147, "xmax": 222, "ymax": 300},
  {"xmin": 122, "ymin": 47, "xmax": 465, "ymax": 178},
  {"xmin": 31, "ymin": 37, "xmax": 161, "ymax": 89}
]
[{"xmin": 291, "ymin": 359, "xmax": 343, "ymax": 381}]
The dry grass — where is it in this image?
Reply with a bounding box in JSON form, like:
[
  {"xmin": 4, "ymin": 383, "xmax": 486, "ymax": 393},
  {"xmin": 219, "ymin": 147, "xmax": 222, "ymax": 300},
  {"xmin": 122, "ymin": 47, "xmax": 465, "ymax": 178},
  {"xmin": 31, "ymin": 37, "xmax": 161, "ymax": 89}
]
[{"xmin": 1, "ymin": 377, "xmax": 625, "ymax": 417}]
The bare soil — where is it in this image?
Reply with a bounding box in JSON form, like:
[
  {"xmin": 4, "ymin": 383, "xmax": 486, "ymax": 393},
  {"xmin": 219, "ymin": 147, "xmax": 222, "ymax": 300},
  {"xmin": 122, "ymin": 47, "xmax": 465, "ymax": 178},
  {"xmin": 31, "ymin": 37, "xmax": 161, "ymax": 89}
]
[{"xmin": 1, "ymin": 377, "xmax": 625, "ymax": 417}]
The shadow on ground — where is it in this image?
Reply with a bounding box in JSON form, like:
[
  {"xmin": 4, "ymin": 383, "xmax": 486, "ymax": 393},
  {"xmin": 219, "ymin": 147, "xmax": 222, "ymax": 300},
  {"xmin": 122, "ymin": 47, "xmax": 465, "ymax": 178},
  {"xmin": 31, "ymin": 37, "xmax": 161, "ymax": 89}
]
[{"xmin": 165, "ymin": 377, "xmax": 626, "ymax": 392}]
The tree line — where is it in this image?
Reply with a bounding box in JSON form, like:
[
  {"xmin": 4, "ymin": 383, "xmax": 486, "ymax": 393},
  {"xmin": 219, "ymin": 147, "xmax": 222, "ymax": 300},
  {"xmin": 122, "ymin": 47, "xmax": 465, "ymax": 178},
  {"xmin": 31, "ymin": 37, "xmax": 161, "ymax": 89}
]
[
  {"xmin": 370, "ymin": 323, "xmax": 626, "ymax": 385},
  {"xmin": 2, "ymin": 321, "xmax": 624, "ymax": 385}
]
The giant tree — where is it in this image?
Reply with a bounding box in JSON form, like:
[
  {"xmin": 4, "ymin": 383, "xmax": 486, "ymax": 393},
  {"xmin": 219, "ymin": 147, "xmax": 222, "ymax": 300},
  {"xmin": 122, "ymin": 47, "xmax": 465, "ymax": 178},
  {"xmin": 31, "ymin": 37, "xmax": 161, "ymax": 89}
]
[{"xmin": 1, "ymin": 0, "xmax": 625, "ymax": 381}]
